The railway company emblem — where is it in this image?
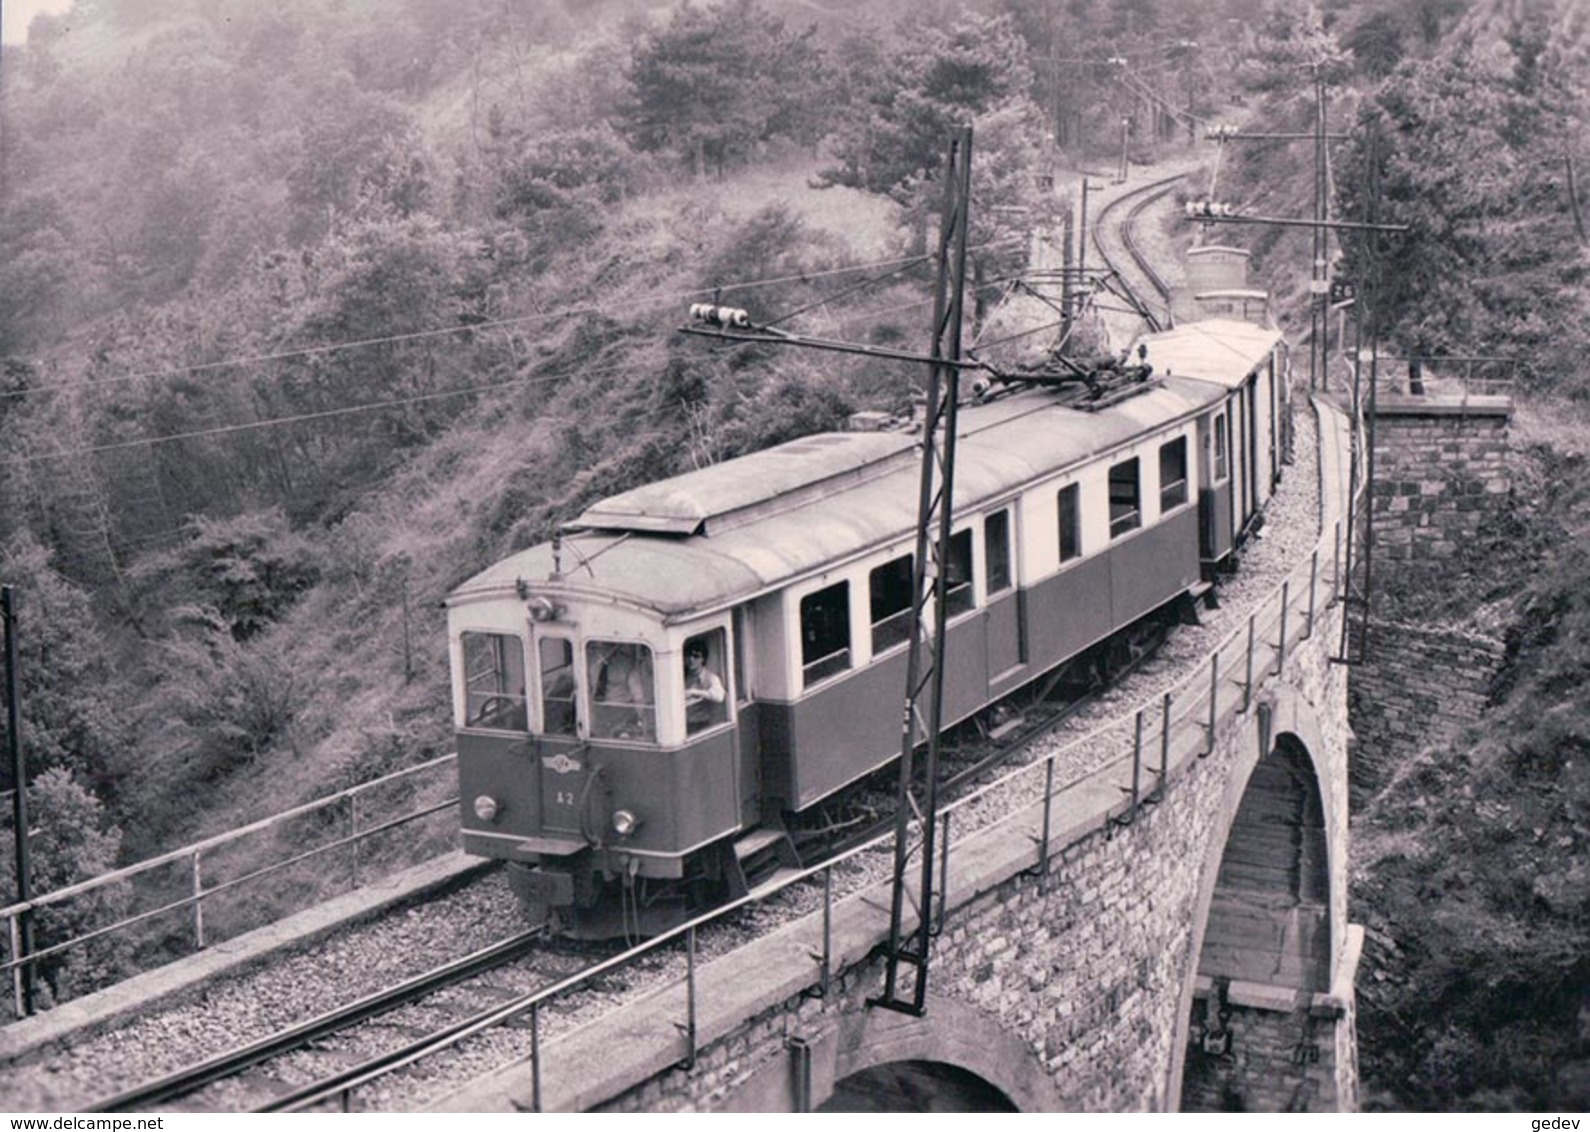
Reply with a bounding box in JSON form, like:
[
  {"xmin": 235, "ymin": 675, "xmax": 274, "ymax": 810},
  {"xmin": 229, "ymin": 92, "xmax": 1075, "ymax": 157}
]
[{"xmin": 542, "ymin": 753, "xmax": 583, "ymax": 775}]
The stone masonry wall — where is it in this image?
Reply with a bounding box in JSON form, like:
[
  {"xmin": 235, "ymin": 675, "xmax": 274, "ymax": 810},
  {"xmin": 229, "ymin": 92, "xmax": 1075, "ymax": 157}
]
[
  {"xmin": 1181, "ymin": 1002, "xmax": 1338, "ymax": 1112},
  {"xmin": 1348, "ymin": 619, "xmax": 1505, "ymax": 806},
  {"xmin": 1370, "ymin": 406, "xmax": 1510, "ymax": 580}
]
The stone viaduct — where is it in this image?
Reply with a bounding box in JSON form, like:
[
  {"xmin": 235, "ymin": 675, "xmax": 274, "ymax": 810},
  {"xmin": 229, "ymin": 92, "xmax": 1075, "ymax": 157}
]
[{"xmin": 438, "ymin": 395, "xmax": 1367, "ymax": 1114}]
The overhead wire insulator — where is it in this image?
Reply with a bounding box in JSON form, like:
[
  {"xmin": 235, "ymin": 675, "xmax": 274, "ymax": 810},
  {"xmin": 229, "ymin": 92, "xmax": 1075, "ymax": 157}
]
[{"xmin": 689, "ymin": 304, "xmax": 752, "ymax": 328}]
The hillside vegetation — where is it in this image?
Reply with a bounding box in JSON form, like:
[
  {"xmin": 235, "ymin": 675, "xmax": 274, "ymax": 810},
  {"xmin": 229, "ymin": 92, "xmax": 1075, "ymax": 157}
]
[
  {"xmin": 0, "ymin": 0, "xmax": 1587, "ymax": 1103},
  {"xmin": 1353, "ymin": 427, "xmax": 1590, "ymax": 1110}
]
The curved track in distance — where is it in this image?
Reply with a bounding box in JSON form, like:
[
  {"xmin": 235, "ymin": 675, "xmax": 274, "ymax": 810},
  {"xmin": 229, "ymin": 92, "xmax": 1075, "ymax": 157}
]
[{"xmin": 1091, "ymin": 174, "xmax": 1185, "ymax": 333}]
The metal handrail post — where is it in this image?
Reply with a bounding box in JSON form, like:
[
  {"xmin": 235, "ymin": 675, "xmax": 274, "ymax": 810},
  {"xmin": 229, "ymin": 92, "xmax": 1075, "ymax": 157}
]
[
  {"xmin": 1276, "ymin": 581, "xmax": 1290, "ymax": 675},
  {"xmin": 1243, "ymin": 613, "xmax": 1256, "ymax": 712},
  {"xmin": 1034, "ymin": 758, "xmax": 1055, "ymax": 873},
  {"xmin": 820, "ymin": 867, "xmax": 833, "ymax": 997},
  {"xmin": 1332, "ymin": 521, "xmax": 1342, "ymax": 600},
  {"xmin": 1158, "ymin": 692, "xmax": 1171, "ymax": 789},
  {"xmin": 679, "ymin": 926, "xmax": 698, "ymax": 1069},
  {"xmin": 9, "ymin": 914, "xmax": 23, "ymax": 1019},
  {"xmin": 192, "ymin": 852, "xmax": 206, "ymax": 951},
  {"xmin": 1305, "ymin": 550, "xmax": 1318, "ymax": 639},
  {"xmin": 349, "ymin": 793, "xmax": 361, "ymax": 888},
  {"xmin": 935, "ymin": 812, "xmax": 952, "ymax": 935},
  {"xmin": 1129, "ymin": 710, "xmax": 1143, "ymax": 820},
  {"xmin": 530, "ymin": 1002, "xmax": 543, "ymax": 1112},
  {"xmin": 1202, "ymin": 652, "xmax": 1218, "ymax": 757}
]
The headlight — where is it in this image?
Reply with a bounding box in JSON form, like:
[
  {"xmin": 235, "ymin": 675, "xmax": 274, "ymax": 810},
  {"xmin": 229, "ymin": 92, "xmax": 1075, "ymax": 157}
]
[
  {"xmin": 611, "ymin": 809, "xmax": 639, "ymax": 837},
  {"xmin": 473, "ymin": 795, "xmax": 500, "ymax": 823}
]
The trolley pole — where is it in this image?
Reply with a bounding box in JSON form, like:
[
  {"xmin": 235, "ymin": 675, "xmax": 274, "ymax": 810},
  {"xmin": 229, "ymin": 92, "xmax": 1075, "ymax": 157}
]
[{"xmin": 3, "ymin": 585, "xmax": 36, "ymax": 1017}]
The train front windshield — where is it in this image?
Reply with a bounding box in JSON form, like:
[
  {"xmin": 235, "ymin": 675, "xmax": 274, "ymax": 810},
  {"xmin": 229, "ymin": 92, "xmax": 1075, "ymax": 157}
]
[
  {"xmin": 586, "ymin": 641, "xmax": 656, "ymax": 740},
  {"xmin": 462, "ymin": 631, "xmax": 528, "ymax": 731},
  {"xmin": 459, "ymin": 632, "xmax": 658, "ymax": 742}
]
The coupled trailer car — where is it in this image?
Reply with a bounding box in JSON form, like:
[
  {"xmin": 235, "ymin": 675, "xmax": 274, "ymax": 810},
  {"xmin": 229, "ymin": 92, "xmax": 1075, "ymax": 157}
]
[{"xmin": 445, "ymin": 318, "xmax": 1289, "ymax": 937}]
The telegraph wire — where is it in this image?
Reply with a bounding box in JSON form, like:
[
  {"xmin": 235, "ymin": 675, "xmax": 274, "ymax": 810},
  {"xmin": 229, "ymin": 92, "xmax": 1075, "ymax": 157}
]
[
  {"xmin": 5, "ymin": 367, "xmax": 612, "ymax": 466},
  {"xmin": 2, "ymin": 246, "xmax": 1017, "ymax": 402}
]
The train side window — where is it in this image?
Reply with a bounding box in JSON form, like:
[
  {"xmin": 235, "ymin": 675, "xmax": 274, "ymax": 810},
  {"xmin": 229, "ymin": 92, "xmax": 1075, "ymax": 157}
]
[
  {"xmin": 869, "ymin": 554, "xmax": 913, "ymax": 654},
  {"xmin": 683, "ymin": 629, "xmax": 729, "ymax": 734},
  {"xmin": 1159, "ymin": 437, "xmax": 1188, "ymax": 512},
  {"xmin": 586, "ymin": 641, "xmax": 656, "ymax": 741},
  {"xmin": 537, "ymin": 636, "xmax": 577, "ymax": 736},
  {"xmin": 985, "ymin": 510, "xmax": 1012, "ymax": 595},
  {"xmin": 943, "ymin": 529, "xmax": 975, "ymax": 616},
  {"xmin": 800, "ymin": 582, "xmax": 852, "ymax": 686},
  {"xmin": 1213, "ymin": 414, "xmax": 1229, "ymax": 482},
  {"xmin": 1058, "ymin": 484, "xmax": 1081, "ymax": 563},
  {"xmin": 1109, "ymin": 458, "xmax": 1142, "ymax": 538},
  {"xmin": 462, "ymin": 631, "xmax": 528, "ymax": 731}
]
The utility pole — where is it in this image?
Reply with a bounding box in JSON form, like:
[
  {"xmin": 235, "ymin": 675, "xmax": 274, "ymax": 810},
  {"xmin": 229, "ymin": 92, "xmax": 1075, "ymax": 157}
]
[
  {"xmin": 871, "ymin": 125, "xmax": 974, "ymax": 1017},
  {"xmin": 1077, "ymin": 176, "xmax": 1098, "ymax": 306},
  {"xmin": 678, "ymin": 132, "xmax": 980, "ymax": 1012},
  {"xmin": 1337, "ymin": 120, "xmax": 1388, "ymax": 666},
  {"xmin": 1309, "ymin": 69, "xmax": 1330, "ymax": 393},
  {"xmin": 3, "ymin": 585, "xmax": 36, "ymax": 1017}
]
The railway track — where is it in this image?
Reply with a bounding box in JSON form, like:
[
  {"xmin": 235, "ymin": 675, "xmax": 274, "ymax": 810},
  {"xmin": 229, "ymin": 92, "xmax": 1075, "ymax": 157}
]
[
  {"xmin": 1091, "ymin": 173, "xmax": 1186, "ymax": 334},
  {"xmin": 82, "ymin": 616, "xmax": 1177, "ymax": 1114},
  {"xmin": 85, "ymin": 927, "xmax": 591, "ymax": 1113}
]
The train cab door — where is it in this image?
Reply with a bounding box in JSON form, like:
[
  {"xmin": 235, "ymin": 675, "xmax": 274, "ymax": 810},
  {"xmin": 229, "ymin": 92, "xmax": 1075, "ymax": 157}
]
[
  {"xmin": 1235, "ymin": 385, "xmax": 1252, "ymax": 531},
  {"xmin": 1196, "ymin": 410, "xmax": 1234, "ymax": 569},
  {"xmin": 531, "ymin": 632, "xmax": 586, "ymax": 839},
  {"xmin": 730, "ymin": 607, "xmax": 759, "ymax": 826},
  {"xmin": 1247, "ymin": 375, "xmax": 1261, "ymax": 513}
]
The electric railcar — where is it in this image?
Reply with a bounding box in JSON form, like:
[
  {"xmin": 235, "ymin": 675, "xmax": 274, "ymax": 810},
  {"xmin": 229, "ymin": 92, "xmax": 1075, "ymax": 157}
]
[{"xmin": 444, "ymin": 317, "xmax": 1289, "ymax": 936}]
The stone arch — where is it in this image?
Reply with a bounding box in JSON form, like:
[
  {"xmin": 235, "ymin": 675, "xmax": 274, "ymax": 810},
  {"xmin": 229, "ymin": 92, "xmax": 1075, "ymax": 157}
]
[
  {"xmin": 822, "ymin": 993, "xmax": 1063, "ymax": 1112},
  {"xmin": 1198, "ymin": 733, "xmax": 1330, "ymax": 989},
  {"xmin": 1165, "ymin": 685, "xmax": 1344, "ymax": 1110},
  {"xmin": 819, "ymin": 1061, "xmax": 1019, "ymax": 1112}
]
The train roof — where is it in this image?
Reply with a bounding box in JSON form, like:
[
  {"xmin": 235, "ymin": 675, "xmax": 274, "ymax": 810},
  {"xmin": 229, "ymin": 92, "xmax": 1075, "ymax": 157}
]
[
  {"xmin": 1131, "ymin": 319, "xmax": 1282, "ymax": 388},
  {"xmin": 448, "ymin": 324, "xmax": 1279, "ymax": 620}
]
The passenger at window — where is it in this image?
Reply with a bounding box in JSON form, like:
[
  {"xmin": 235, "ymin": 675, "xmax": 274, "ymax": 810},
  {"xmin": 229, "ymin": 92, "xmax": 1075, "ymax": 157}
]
[
  {"xmin": 683, "ymin": 640, "xmax": 726, "ymax": 733},
  {"xmin": 593, "ymin": 647, "xmax": 651, "ymax": 738}
]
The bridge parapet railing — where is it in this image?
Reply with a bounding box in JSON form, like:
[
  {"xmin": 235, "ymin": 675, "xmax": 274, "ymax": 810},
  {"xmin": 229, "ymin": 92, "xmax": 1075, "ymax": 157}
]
[
  {"xmin": 1373, "ymin": 354, "xmax": 1518, "ymax": 405},
  {"xmin": 2, "ymin": 754, "xmax": 458, "ymax": 1019},
  {"xmin": 269, "ymin": 397, "xmax": 1365, "ymax": 1113}
]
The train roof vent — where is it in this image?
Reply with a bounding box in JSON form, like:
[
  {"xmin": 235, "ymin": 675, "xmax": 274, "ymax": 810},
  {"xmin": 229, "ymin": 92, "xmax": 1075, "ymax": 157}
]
[{"xmin": 567, "ymin": 431, "xmax": 917, "ymax": 537}]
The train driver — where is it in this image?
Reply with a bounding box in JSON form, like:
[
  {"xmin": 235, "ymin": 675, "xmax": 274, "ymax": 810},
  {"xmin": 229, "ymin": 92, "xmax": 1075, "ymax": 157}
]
[
  {"xmin": 683, "ymin": 638, "xmax": 726, "ymax": 733},
  {"xmin": 591, "ymin": 644, "xmax": 653, "ymax": 739}
]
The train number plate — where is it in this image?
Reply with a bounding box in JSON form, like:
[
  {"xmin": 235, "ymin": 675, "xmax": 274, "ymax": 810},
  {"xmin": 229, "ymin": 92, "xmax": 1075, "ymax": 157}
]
[{"xmin": 540, "ymin": 753, "xmax": 585, "ymax": 831}]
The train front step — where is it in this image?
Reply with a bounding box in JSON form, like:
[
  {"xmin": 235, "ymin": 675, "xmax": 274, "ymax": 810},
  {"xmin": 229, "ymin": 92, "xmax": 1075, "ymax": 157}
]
[{"xmin": 728, "ymin": 824, "xmax": 801, "ymax": 897}]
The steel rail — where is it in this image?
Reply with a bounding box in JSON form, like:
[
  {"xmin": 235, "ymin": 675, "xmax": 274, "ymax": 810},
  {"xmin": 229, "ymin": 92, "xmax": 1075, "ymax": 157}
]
[
  {"xmin": 1091, "ymin": 174, "xmax": 1185, "ymax": 329},
  {"xmin": 85, "ymin": 927, "xmax": 547, "ymax": 1112}
]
